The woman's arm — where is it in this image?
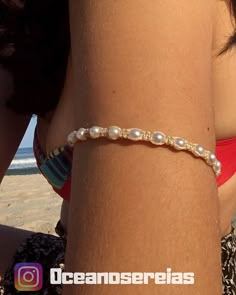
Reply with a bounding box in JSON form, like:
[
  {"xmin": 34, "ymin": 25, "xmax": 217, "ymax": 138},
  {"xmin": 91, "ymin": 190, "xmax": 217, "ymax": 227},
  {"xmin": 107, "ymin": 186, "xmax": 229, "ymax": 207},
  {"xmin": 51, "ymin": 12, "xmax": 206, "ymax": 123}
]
[
  {"xmin": 65, "ymin": 1, "xmax": 221, "ymax": 294},
  {"xmin": 0, "ymin": 67, "xmax": 31, "ymax": 182},
  {"xmin": 0, "ymin": 67, "xmax": 32, "ymax": 275}
]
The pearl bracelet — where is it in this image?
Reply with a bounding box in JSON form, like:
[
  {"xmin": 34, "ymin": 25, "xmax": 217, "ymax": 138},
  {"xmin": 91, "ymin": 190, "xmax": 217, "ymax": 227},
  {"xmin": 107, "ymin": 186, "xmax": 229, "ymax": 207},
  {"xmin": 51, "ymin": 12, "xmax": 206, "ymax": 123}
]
[{"xmin": 67, "ymin": 126, "xmax": 221, "ymax": 176}]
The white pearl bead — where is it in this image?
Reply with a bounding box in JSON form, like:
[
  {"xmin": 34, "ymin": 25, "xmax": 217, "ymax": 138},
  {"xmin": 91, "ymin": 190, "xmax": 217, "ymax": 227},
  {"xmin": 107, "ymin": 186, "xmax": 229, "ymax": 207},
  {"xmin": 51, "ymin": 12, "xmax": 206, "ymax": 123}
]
[
  {"xmin": 67, "ymin": 131, "xmax": 77, "ymax": 145},
  {"xmin": 215, "ymin": 160, "xmax": 221, "ymax": 170},
  {"xmin": 76, "ymin": 128, "xmax": 87, "ymax": 140},
  {"xmin": 108, "ymin": 126, "xmax": 121, "ymax": 140},
  {"xmin": 127, "ymin": 128, "xmax": 143, "ymax": 141},
  {"xmin": 150, "ymin": 131, "xmax": 166, "ymax": 145},
  {"xmin": 193, "ymin": 145, "xmax": 205, "ymax": 156},
  {"xmin": 213, "ymin": 160, "xmax": 221, "ymax": 176},
  {"xmin": 89, "ymin": 126, "xmax": 101, "ymax": 138},
  {"xmin": 174, "ymin": 137, "xmax": 186, "ymax": 150},
  {"xmin": 208, "ymin": 153, "xmax": 216, "ymax": 164}
]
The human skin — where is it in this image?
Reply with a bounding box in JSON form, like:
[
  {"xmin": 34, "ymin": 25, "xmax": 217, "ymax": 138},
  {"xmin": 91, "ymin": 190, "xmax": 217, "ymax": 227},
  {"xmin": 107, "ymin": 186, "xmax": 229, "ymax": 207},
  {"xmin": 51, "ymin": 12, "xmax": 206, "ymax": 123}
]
[
  {"xmin": 1, "ymin": 1, "xmax": 236, "ymax": 293},
  {"xmin": 0, "ymin": 67, "xmax": 33, "ymax": 276},
  {"xmin": 64, "ymin": 0, "xmax": 221, "ymax": 294}
]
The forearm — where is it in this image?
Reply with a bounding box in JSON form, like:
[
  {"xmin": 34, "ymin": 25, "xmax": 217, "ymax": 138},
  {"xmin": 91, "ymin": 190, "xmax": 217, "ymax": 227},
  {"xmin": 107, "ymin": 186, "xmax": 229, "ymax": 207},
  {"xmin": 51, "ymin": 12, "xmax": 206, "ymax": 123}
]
[
  {"xmin": 65, "ymin": 1, "xmax": 221, "ymax": 294},
  {"xmin": 0, "ymin": 88, "xmax": 31, "ymax": 182},
  {"xmin": 0, "ymin": 111, "xmax": 30, "ymax": 179}
]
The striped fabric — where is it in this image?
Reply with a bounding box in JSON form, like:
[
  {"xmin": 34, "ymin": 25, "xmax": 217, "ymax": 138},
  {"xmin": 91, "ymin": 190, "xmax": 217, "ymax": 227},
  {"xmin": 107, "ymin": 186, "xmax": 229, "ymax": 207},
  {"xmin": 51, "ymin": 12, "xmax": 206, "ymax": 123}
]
[{"xmin": 33, "ymin": 129, "xmax": 73, "ymax": 190}]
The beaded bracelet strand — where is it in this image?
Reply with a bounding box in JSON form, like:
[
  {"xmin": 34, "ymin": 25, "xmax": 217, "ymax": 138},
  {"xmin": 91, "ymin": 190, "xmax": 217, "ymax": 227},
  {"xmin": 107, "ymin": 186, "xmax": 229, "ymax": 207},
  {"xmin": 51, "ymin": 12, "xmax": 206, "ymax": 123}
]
[{"xmin": 67, "ymin": 125, "xmax": 221, "ymax": 176}]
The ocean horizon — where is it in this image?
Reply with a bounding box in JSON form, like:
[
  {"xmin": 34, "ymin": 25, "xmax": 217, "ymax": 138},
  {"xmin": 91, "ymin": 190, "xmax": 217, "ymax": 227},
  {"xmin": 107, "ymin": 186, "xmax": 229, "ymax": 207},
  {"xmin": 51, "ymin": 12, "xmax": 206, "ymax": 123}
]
[{"xmin": 7, "ymin": 147, "xmax": 40, "ymax": 175}]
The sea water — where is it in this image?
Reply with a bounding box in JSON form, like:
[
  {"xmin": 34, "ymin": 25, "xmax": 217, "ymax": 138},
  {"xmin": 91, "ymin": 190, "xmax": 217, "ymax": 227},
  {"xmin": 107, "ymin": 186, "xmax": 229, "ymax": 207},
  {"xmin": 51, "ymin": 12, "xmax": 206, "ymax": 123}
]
[{"xmin": 7, "ymin": 147, "xmax": 39, "ymax": 175}]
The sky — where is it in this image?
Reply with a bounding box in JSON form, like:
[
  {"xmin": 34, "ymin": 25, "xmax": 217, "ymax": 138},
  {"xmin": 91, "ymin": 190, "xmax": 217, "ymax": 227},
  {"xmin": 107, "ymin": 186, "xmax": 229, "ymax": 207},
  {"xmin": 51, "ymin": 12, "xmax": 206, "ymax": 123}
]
[{"xmin": 19, "ymin": 116, "xmax": 37, "ymax": 148}]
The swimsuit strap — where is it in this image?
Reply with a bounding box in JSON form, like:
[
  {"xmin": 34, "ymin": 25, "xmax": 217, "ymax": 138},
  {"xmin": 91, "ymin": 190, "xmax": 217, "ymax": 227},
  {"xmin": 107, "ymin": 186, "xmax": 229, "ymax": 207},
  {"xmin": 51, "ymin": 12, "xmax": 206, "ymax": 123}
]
[{"xmin": 33, "ymin": 126, "xmax": 73, "ymax": 192}]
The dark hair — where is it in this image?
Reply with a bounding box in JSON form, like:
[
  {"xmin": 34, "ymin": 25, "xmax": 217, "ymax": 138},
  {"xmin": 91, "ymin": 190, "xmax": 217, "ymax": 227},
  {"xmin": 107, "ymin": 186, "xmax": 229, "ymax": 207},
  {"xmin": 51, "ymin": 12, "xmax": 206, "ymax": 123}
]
[
  {"xmin": 218, "ymin": 0, "xmax": 236, "ymax": 55},
  {"xmin": 0, "ymin": 0, "xmax": 70, "ymax": 116}
]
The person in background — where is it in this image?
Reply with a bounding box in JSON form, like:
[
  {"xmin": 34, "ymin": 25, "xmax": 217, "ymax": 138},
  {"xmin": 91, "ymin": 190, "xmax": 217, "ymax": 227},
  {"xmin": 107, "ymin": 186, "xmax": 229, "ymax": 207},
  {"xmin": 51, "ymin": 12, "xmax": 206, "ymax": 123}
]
[{"xmin": 0, "ymin": 1, "xmax": 71, "ymax": 293}]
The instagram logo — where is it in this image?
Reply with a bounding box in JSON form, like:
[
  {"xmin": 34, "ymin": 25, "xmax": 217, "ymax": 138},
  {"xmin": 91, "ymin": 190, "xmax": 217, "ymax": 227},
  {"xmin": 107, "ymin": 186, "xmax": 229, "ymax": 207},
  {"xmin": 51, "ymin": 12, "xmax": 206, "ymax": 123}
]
[{"xmin": 14, "ymin": 263, "xmax": 43, "ymax": 291}]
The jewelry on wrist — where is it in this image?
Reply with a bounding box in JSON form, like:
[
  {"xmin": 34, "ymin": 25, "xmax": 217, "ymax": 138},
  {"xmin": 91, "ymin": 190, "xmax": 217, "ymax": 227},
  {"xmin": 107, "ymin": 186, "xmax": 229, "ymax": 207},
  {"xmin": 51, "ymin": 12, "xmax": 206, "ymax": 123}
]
[{"xmin": 67, "ymin": 125, "xmax": 221, "ymax": 176}]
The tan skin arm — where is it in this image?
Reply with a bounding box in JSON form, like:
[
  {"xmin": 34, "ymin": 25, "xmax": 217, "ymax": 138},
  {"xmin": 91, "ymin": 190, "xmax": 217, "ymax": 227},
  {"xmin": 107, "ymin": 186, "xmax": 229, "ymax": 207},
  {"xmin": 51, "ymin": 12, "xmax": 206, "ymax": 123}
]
[
  {"xmin": 0, "ymin": 68, "xmax": 32, "ymax": 276},
  {"xmin": 65, "ymin": 1, "xmax": 221, "ymax": 294},
  {"xmin": 0, "ymin": 68, "xmax": 31, "ymax": 182},
  {"xmin": 0, "ymin": 107, "xmax": 30, "ymax": 183}
]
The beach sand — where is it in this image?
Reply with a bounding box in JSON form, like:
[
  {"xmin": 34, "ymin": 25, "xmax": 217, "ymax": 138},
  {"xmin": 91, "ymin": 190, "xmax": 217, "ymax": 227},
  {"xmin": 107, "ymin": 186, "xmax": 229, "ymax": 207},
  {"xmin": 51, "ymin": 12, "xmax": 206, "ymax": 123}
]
[{"xmin": 0, "ymin": 174, "xmax": 62, "ymax": 235}]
